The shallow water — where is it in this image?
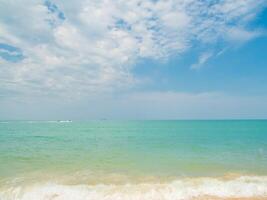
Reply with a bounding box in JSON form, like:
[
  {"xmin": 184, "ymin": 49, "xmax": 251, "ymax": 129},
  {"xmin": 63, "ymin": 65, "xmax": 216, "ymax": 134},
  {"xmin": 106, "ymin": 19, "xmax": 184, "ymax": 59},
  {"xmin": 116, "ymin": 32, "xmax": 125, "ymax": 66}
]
[{"xmin": 0, "ymin": 120, "xmax": 267, "ymax": 199}]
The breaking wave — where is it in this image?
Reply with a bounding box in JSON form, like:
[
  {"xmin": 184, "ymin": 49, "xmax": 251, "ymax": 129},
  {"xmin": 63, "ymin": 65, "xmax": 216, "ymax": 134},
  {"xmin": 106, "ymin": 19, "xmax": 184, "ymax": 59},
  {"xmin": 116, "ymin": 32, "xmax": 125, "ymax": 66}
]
[{"xmin": 1, "ymin": 176, "xmax": 267, "ymax": 200}]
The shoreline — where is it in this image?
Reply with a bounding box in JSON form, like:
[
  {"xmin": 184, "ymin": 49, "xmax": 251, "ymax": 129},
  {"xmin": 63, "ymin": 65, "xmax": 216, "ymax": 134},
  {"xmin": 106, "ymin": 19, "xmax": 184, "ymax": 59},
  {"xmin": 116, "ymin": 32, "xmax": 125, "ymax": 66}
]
[{"xmin": 1, "ymin": 174, "xmax": 267, "ymax": 199}]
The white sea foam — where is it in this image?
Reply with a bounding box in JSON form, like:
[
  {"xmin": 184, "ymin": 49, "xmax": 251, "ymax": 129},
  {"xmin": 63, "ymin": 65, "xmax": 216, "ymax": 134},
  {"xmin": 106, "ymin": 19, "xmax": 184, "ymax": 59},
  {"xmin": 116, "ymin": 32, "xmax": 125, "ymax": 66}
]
[{"xmin": 1, "ymin": 176, "xmax": 267, "ymax": 200}]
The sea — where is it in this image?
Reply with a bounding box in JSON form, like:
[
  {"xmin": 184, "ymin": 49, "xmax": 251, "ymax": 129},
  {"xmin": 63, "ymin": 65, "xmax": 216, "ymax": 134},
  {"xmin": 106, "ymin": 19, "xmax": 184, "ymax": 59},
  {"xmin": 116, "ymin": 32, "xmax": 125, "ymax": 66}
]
[{"xmin": 0, "ymin": 120, "xmax": 267, "ymax": 199}]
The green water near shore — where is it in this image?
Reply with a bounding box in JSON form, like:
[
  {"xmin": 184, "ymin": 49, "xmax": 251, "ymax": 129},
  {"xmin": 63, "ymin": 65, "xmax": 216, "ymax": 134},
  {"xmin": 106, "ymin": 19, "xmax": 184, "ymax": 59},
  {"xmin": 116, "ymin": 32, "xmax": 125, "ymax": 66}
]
[{"xmin": 1, "ymin": 120, "xmax": 267, "ymax": 182}]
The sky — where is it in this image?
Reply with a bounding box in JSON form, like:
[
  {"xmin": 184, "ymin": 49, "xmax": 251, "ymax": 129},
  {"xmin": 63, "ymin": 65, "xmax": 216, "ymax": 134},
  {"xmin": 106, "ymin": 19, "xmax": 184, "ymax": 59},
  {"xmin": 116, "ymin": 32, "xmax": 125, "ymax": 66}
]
[{"xmin": 0, "ymin": 0, "xmax": 267, "ymax": 120}]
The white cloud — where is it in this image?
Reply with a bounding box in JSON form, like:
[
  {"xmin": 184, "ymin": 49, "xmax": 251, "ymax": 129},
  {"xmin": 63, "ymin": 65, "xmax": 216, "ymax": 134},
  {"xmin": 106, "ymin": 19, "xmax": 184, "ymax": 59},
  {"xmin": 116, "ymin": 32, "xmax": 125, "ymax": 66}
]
[
  {"xmin": 226, "ymin": 27, "xmax": 263, "ymax": 43},
  {"xmin": 0, "ymin": 0, "xmax": 266, "ymax": 97},
  {"xmin": 191, "ymin": 52, "xmax": 213, "ymax": 70}
]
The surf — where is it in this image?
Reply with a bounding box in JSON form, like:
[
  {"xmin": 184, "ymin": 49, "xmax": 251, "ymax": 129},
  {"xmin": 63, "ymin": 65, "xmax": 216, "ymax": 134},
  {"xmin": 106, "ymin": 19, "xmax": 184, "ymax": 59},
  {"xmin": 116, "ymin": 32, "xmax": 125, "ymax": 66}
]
[{"xmin": 1, "ymin": 176, "xmax": 267, "ymax": 200}]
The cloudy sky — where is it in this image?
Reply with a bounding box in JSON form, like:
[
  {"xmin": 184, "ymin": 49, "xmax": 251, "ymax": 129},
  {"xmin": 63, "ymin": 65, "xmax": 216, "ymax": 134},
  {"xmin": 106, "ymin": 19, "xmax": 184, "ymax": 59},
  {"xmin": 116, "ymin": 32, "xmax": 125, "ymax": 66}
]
[{"xmin": 0, "ymin": 0, "xmax": 267, "ymax": 120}]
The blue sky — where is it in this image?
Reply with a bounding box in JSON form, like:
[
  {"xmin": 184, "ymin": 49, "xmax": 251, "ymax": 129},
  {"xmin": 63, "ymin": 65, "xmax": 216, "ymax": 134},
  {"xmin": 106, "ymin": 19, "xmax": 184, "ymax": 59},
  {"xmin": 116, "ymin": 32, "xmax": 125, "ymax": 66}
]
[{"xmin": 0, "ymin": 0, "xmax": 267, "ymax": 120}]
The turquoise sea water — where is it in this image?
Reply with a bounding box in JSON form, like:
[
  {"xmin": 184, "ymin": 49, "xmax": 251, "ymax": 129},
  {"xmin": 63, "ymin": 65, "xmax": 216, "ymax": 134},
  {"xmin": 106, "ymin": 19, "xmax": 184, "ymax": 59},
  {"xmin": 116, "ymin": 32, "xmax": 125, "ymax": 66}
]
[{"xmin": 1, "ymin": 120, "xmax": 267, "ymax": 199}]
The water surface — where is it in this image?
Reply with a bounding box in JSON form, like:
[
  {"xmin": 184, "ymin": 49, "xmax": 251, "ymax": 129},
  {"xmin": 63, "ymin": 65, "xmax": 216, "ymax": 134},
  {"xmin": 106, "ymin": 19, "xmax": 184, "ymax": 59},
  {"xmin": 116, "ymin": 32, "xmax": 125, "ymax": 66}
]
[{"xmin": 0, "ymin": 120, "xmax": 267, "ymax": 199}]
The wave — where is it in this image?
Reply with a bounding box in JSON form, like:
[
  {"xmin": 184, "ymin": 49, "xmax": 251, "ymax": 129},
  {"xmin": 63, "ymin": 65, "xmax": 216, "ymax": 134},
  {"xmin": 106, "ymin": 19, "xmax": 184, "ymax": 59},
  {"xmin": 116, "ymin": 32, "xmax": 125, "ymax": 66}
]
[{"xmin": 0, "ymin": 176, "xmax": 267, "ymax": 200}]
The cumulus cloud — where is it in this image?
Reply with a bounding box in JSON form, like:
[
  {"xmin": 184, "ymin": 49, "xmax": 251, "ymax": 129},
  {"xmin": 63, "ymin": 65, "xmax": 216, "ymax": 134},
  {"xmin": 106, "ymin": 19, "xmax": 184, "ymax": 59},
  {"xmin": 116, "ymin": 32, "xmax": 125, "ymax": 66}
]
[{"xmin": 0, "ymin": 0, "xmax": 266, "ymax": 97}]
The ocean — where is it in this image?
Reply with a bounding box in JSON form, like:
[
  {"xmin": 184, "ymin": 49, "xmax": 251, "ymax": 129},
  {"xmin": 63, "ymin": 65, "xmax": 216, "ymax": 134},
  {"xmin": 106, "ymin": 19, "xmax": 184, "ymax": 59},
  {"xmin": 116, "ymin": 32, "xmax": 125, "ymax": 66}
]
[{"xmin": 0, "ymin": 120, "xmax": 267, "ymax": 199}]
